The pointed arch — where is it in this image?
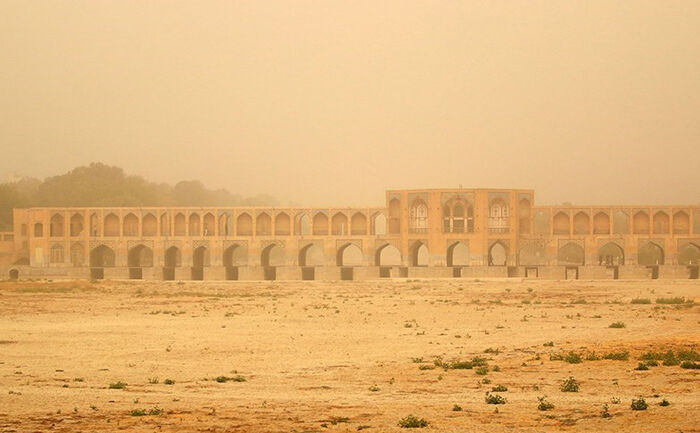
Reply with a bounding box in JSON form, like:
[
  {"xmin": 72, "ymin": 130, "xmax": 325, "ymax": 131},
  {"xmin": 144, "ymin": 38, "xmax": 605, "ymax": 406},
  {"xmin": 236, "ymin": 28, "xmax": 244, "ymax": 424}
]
[
  {"xmin": 236, "ymin": 213, "xmax": 253, "ymax": 235},
  {"xmin": 376, "ymin": 244, "xmax": 401, "ymax": 266},
  {"xmin": 337, "ymin": 243, "xmax": 363, "ymax": 266},
  {"xmin": 673, "ymin": 211, "xmax": 690, "ymax": 235},
  {"xmin": 89, "ymin": 213, "xmax": 100, "ymax": 236},
  {"xmin": 275, "ymin": 212, "xmax": 291, "ymax": 236},
  {"xmin": 174, "ymin": 213, "xmax": 186, "ymax": 236},
  {"xmin": 388, "ymin": 198, "xmax": 401, "ymax": 234},
  {"xmin": 164, "ymin": 246, "xmax": 181, "ymax": 267},
  {"xmin": 599, "ymin": 242, "xmax": 624, "ymax": 266},
  {"xmin": 638, "ymin": 242, "xmax": 664, "ymax": 265},
  {"xmin": 409, "ymin": 200, "xmax": 428, "ymax": 233},
  {"xmin": 312, "ymin": 213, "xmax": 329, "ymax": 235},
  {"xmin": 122, "ymin": 213, "xmax": 138, "ymax": 236},
  {"xmin": 371, "ymin": 213, "xmax": 386, "ymax": 235},
  {"xmin": 50, "ymin": 244, "xmax": 64, "ymax": 263},
  {"xmin": 50, "ymin": 214, "xmax": 64, "ymax": 237},
  {"xmin": 90, "ymin": 245, "xmax": 115, "ymax": 267},
  {"xmin": 488, "ymin": 242, "xmax": 507, "ymax": 266},
  {"xmin": 678, "ymin": 243, "xmax": 700, "ymax": 266},
  {"xmin": 295, "ymin": 213, "xmax": 311, "ymax": 235},
  {"xmin": 142, "ymin": 214, "xmax": 157, "ymax": 236},
  {"xmin": 553, "ymin": 212, "xmax": 570, "ymax": 235},
  {"xmin": 613, "ymin": 210, "xmax": 630, "ymax": 234},
  {"xmin": 70, "ymin": 243, "xmax": 85, "ymax": 266},
  {"xmin": 573, "ymin": 212, "xmax": 590, "ymax": 235},
  {"xmin": 331, "ymin": 212, "xmax": 348, "ymax": 235},
  {"xmin": 104, "ymin": 213, "xmax": 120, "ymax": 236},
  {"xmin": 593, "ymin": 212, "xmax": 610, "ymax": 234},
  {"xmin": 350, "ymin": 212, "xmax": 367, "ymax": 235},
  {"xmin": 633, "ymin": 211, "xmax": 650, "ymax": 234},
  {"xmin": 223, "ymin": 244, "xmax": 247, "ymax": 266},
  {"xmin": 203, "ymin": 212, "xmax": 215, "ymax": 236},
  {"xmin": 409, "ymin": 241, "xmax": 429, "ymax": 266},
  {"xmin": 189, "ymin": 213, "xmax": 201, "ymax": 236},
  {"xmin": 261, "ymin": 243, "xmax": 285, "ymax": 267},
  {"xmin": 70, "ymin": 213, "xmax": 84, "ymax": 237},
  {"xmin": 488, "ymin": 199, "xmax": 509, "ymax": 233},
  {"xmin": 128, "ymin": 244, "xmax": 154, "ymax": 267},
  {"xmin": 299, "ymin": 243, "xmax": 325, "ymax": 267},
  {"xmin": 218, "ymin": 213, "xmax": 229, "ymax": 236},
  {"xmin": 256, "ymin": 213, "xmax": 272, "ymax": 236},
  {"xmin": 558, "ymin": 242, "xmax": 585, "ymax": 266},
  {"xmin": 447, "ymin": 241, "xmax": 469, "ymax": 267},
  {"xmin": 653, "ymin": 211, "xmax": 670, "ymax": 234},
  {"xmin": 192, "ymin": 245, "xmax": 209, "ymax": 267},
  {"xmin": 160, "ymin": 213, "xmax": 170, "ymax": 236}
]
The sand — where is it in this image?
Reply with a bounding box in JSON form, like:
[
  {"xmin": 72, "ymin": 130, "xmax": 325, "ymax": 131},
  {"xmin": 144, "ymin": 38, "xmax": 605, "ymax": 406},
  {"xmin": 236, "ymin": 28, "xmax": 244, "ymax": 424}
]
[{"xmin": 0, "ymin": 278, "xmax": 698, "ymax": 432}]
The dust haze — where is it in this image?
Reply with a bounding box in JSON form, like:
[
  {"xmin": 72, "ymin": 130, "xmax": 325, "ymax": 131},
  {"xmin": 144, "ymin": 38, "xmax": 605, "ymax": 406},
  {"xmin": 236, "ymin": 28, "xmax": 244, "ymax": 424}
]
[{"xmin": 1, "ymin": 1, "xmax": 699, "ymax": 205}]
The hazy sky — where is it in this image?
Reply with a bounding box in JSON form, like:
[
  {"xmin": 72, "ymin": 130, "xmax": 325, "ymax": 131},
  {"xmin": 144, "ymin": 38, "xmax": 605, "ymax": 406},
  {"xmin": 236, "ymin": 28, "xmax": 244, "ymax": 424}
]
[{"xmin": 1, "ymin": 1, "xmax": 699, "ymax": 206}]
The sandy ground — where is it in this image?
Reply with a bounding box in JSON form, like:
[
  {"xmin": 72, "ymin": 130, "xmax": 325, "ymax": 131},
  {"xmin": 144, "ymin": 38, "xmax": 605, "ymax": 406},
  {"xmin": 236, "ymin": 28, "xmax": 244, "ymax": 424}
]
[{"xmin": 0, "ymin": 278, "xmax": 698, "ymax": 433}]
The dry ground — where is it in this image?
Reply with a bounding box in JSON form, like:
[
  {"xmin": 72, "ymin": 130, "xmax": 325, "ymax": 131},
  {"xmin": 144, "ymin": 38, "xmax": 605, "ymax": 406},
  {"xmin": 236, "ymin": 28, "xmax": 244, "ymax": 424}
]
[{"xmin": 0, "ymin": 278, "xmax": 698, "ymax": 432}]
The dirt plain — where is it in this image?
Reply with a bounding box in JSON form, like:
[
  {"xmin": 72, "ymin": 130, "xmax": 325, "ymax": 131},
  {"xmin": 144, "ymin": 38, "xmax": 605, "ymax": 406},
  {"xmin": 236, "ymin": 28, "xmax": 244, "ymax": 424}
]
[{"xmin": 0, "ymin": 278, "xmax": 698, "ymax": 433}]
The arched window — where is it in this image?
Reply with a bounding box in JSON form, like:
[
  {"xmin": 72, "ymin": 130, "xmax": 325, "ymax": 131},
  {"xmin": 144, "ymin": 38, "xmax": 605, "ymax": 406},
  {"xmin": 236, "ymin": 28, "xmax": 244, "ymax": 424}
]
[
  {"xmin": 256, "ymin": 213, "xmax": 272, "ymax": 236},
  {"xmin": 409, "ymin": 200, "xmax": 428, "ymax": 233},
  {"xmin": 488, "ymin": 200, "xmax": 509, "ymax": 233},
  {"xmin": 203, "ymin": 213, "xmax": 216, "ymax": 236},
  {"xmin": 70, "ymin": 214, "xmax": 84, "ymax": 237},
  {"xmin": 236, "ymin": 213, "xmax": 253, "ymax": 236},
  {"xmin": 50, "ymin": 244, "xmax": 64, "ymax": 263},
  {"xmin": 174, "ymin": 213, "xmax": 186, "ymax": 236},
  {"xmin": 123, "ymin": 213, "xmax": 139, "ymax": 237},
  {"xmin": 275, "ymin": 213, "xmax": 291, "ymax": 235},
  {"xmin": 331, "ymin": 213, "xmax": 348, "ymax": 235},
  {"xmin": 142, "ymin": 214, "xmax": 157, "ymax": 236},
  {"xmin": 573, "ymin": 212, "xmax": 590, "ymax": 235},
  {"xmin": 553, "ymin": 212, "xmax": 570, "ymax": 235},
  {"xmin": 312, "ymin": 213, "xmax": 328, "ymax": 235},
  {"xmin": 350, "ymin": 213, "xmax": 367, "ymax": 235},
  {"xmin": 653, "ymin": 211, "xmax": 669, "ymax": 234},
  {"xmin": 633, "ymin": 211, "xmax": 650, "ymax": 234},
  {"xmin": 372, "ymin": 213, "xmax": 386, "ymax": 235},
  {"xmin": 442, "ymin": 199, "xmax": 474, "ymax": 233},
  {"xmin": 160, "ymin": 213, "xmax": 170, "ymax": 236},
  {"xmin": 593, "ymin": 212, "xmax": 610, "ymax": 234},
  {"xmin": 673, "ymin": 211, "xmax": 690, "ymax": 235},
  {"xmin": 104, "ymin": 213, "xmax": 120, "ymax": 237},
  {"xmin": 189, "ymin": 213, "xmax": 201, "ymax": 236},
  {"xmin": 50, "ymin": 214, "xmax": 64, "ymax": 237},
  {"xmin": 295, "ymin": 213, "xmax": 311, "ymax": 235}
]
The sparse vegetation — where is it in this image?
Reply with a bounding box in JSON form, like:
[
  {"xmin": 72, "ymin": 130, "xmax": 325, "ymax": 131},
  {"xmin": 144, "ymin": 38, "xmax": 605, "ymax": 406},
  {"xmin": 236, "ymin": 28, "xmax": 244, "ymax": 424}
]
[
  {"xmin": 130, "ymin": 406, "xmax": 162, "ymax": 416},
  {"xmin": 397, "ymin": 415, "xmax": 428, "ymax": 428},
  {"xmin": 537, "ymin": 395, "xmax": 554, "ymax": 411},
  {"xmin": 659, "ymin": 398, "xmax": 670, "ymax": 406},
  {"xmin": 164, "ymin": 378, "xmax": 175, "ymax": 385},
  {"xmin": 214, "ymin": 375, "xmax": 246, "ymax": 383},
  {"xmin": 631, "ymin": 398, "xmax": 648, "ymax": 411},
  {"xmin": 485, "ymin": 393, "xmax": 507, "ymax": 405},
  {"xmin": 559, "ymin": 377, "xmax": 580, "ymax": 392},
  {"xmin": 602, "ymin": 351, "xmax": 629, "ymax": 361},
  {"xmin": 656, "ymin": 297, "xmax": 693, "ymax": 305},
  {"xmin": 491, "ymin": 385, "xmax": 508, "ymax": 392},
  {"xmin": 608, "ymin": 321, "xmax": 626, "ymax": 328},
  {"xmin": 452, "ymin": 404, "xmax": 463, "ymax": 412},
  {"xmin": 631, "ymin": 298, "xmax": 651, "ymax": 304},
  {"xmin": 108, "ymin": 381, "xmax": 127, "ymax": 390}
]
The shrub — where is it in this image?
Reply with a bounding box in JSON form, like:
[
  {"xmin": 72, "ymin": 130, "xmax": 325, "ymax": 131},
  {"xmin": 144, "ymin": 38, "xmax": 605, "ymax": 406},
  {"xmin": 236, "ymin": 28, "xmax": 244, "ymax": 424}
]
[
  {"xmin": 537, "ymin": 396, "xmax": 554, "ymax": 411},
  {"xmin": 543, "ymin": 341, "xmax": 554, "ymax": 347},
  {"xmin": 109, "ymin": 381, "xmax": 127, "ymax": 390},
  {"xmin": 475, "ymin": 367, "xmax": 489, "ymax": 375},
  {"xmin": 631, "ymin": 298, "xmax": 651, "ymax": 304},
  {"xmin": 164, "ymin": 378, "xmax": 175, "ymax": 385},
  {"xmin": 418, "ymin": 364, "xmax": 435, "ymax": 370},
  {"xmin": 398, "ymin": 415, "xmax": 428, "ymax": 428},
  {"xmin": 491, "ymin": 385, "xmax": 508, "ymax": 392},
  {"xmin": 585, "ymin": 352, "xmax": 601, "ymax": 361},
  {"xmin": 215, "ymin": 375, "xmax": 246, "ymax": 383},
  {"xmin": 148, "ymin": 377, "xmax": 159, "ymax": 384},
  {"xmin": 634, "ymin": 363, "xmax": 649, "ymax": 371},
  {"xmin": 560, "ymin": 377, "xmax": 580, "ymax": 392},
  {"xmin": 571, "ymin": 299, "xmax": 587, "ymax": 304},
  {"xmin": 130, "ymin": 407, "xmax": 162, "ymax": 416},
  {"xmin": 609, "ymin": 322, "xmax": 626, "ymax": 329},
  {"xmin": 601, "ymin": 403, "xmax": 612, "ymax": 418},
  {"xmin": 452, "ymin": 404, "xmax": 463, "ymax": 412},
  {"xmin": 603, "ymin": 351, "xmax": 629, "ymax": 361},
  {"xmin": 656, "ymin": 297, "xmax": 691, "ymax": 304},
  {"xmin": 680, "ymin": 361, "xmax": 700, "ymax": 369},
  {"xmin": 369, "ymin": 384, "xmax": 380, "ymax": 392},
  {"xmin": 677, "ymin": 349, "xmax": 700, "ymax": 361},
  {"xmin": 485, "ymin": 393, "xmax": 506, "ymax": 405},
  {"xmin": 631, "ymin": 398, "xmax": 647, "ymax": 411},
  {"xmin": 659, "ymin": 398, "xmax": 670, "ymax": 407},
  {"xmin": 564, "ymin": 351, "xmax": 583, "ymax": 364}
]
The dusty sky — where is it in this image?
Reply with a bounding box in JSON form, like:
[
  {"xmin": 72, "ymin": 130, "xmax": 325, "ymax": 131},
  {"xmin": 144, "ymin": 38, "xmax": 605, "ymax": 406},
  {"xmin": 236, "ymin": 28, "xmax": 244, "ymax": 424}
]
[{"xmin": 1, "ymin": 1, "xmax": 699, "ymax": 206}]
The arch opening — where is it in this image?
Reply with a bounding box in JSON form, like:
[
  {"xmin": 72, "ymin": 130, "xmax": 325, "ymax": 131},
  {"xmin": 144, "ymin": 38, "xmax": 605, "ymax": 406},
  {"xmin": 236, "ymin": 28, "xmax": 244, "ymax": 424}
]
[
  {"xmin": 447, "ymin": 242, "xmax": 469, "ymax": 267},
  {"xmin": 410, "ymin": 241, "xmax": 429, "ymax": 267},
  {"xmin": 123, "ymin": 213, "xmax": 139, "ymax": 237},
  {"xmin": 488, "ymin": 242, "xmax": 507, "ymax": 266},
  {"xmin": 142, "ymin": 214, "xmax": 157, "ymax": 236},
  {"xmin": 337, "ymin": 243, "xmax": 363, "ymax": 267},
  {"xmin": 599, "ymin": 242, "xmax": 624, "ymax": 266},
  {"xmin": 50, "ymin": 214, "xmax": 64, "ymax": 237},
  {"xmin": 558, "ymin": 242, "xmax": 585, "ymax": 266},
  {"xmin": 678, "ymin": 243, "xmax": 700, "ymax": 266},
  {"xmin": 275, "ymin": 213, "xmax": 291, "ymax": 235},
  {"xmin": 638, "ymin": 242, "xmax": 664, "ymax": 266},
  {"xmin": 236, "ymin": 213, "xmax": 253, "ymax": 236},
  {"xmin": 70, "ymin": 214, "xmax": 84, "ymax": 237}
]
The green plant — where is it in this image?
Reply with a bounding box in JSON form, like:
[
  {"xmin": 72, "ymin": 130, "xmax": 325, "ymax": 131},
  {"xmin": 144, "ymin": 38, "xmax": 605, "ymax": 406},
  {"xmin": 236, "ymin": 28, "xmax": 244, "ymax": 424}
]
[
  {"xmin": 634, "ymin": 363, "xmax": 649, "ymax": 371},
  {"xmin": 631, "ymin": 298, "xmax": 651, "ymax": 304},
  {"xmin": 452, "ymin": 404, "xmax": 463, "ymax": 412},
  {"xmin": 475, "ymin": 367, "xmax": 489, "ymax": 375},
  {"xmin": 369, "ymin": 384, "xmax": 380, "ymax": 392},
  {"xmin": 656, "ymin": 297, "xmax": 692, "ymax": 304},
  {"xmin": 609, "ymin": 322, "xmax": 626, "ymax": 329},
  {"xmin": 109, "ymin": 381, "xmax": 127, "ymax": 390},
  {"xmin": 130, "ymin": 406, "xmax": 162, "ymax": 416},
  {"xmin": 397, "ymin": 415, "xmax": 428, "ymax": 428},
  {"xmin": 485, "ymin": 392, "xmax": 506, "ymax": 405},
  {"xmin": 564, "ymin": 351, "xmax": 583, "ymax": 364},
  {"xmin": 148, "ymin": 377, "xmax": 159, "ymax": 384},
  {"xmin": 631, "ymin": 398, "xmax": 647, "ymax": 411},
  {"xmin": 491, "ymin": 385, "xmax": 508, "ymax": 392},
  {"xmin": 680, "ymin": 361, "xmax": 700, "ymax": 369},
  {"xmin": 560, "ymin": 377, "xmax": 580, "ymax": 392},
  {"xmin": 215, "ymin": 375, "xmax": 246, "ymax": 383},
  {"xmin": 537, "ymin": 396, "xmax": 554, "ymax": 411},
  {"xmin": 601, "ymin": 403, "xmax": 612, "ymax": 418},
  {"xmin": 602, "ymin": 351, "xmax": 629, "ymax": 361},
  {"xmin": 659, "ymin": 398, "xmax": 670, "ymax": 406},
  {"xmin": 164, "ymin": 378, "xmax": 175, "ymax": 385},
  {"xmin": 543, "ymin": 341, "xmax": 554, "ymax": 347}
]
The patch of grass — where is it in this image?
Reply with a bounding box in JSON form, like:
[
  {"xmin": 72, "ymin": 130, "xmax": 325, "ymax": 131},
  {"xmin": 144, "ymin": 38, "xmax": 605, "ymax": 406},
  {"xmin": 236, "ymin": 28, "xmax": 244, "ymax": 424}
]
[
  {"xmin": 585, "ymin": 352, "xmax": 601, "ymax": 361},
  {"xmin": 630, "ymin": 298, "xmax": 651, "ymax": 304},
  {"xmin": 537, "ymin": 395, "xmax": 554, "ymax": 411},
  {"xmin": 634, "ymin": 363, "xmax": 649, "ymax": 371},
  {"xmin": 73, "ymin": 377, "xmax": 84, "ymax": 382},
  {"xmin": 601, "ymin": 403, "xmax": 612, "ymax": 418},
  {"xmin": 656, "ymin": 297, "xmax": 692, "ymax": 304},
  {"xmin": 680, "ymin": 361, "xmax": 700, "ymax": 369},
  {"xmin": 475, "ymin": 367, "xmax": 489, "ymax": 375},
  {"xmin": 678, "ymin": 349, "xmax": 700, "ymax": 361},
  {"xmin": 543, "ymin": 341, "xmax": 554, "ymax": 347},
  {"xmin": 484, "ymin": 347, "xmax": 500, "ymax": 354},
  {"xmin": 631, "ymin": 398, "xmax": 648, "ymax": 411},
  {"xmin": 491, "ymin": 385, "xmax": 508, "ymax": 392},
  {"xmin": 418, "ymin": 364, "xmax": 435, "ymax": 370},
  {"xmin": 328, "ymin": 416, "xmax": 350, "ymax": 425},
  {"xmin": 485, "ymin": 392, "xmax": 506, "ymax": 405},
  {"xmin": 368, "ymin": 384, "xmax": 380, "ymax": 392},
  {"xmin": 130, "ymin": 406, "xmax": 162, "ymax": 416},
  {"xmin": 452, "ymin": 404, "xmax": 463, "ymax": 412},
  {"xmin": 562, "ymin": 351, "xmax": 582, "ymax": 364},
  {"xmin": 397, "ymin": 415, "xmax": 428, "ymax": 428},
  {"xmin": 411, "ymin": 357, "xmax": 424, "ymax": 363},
  {"xmin": 148, "ymin": 377, "xmax": 159, "ymax": 384},
  {"xmin": 164, "ymin": 379, "xmax": 175, "ymax": 385},
  {"xmin": 659, "ymin": 398, "xmax": 670, "ymax": 407},
  {"xmin": 602, "ymin": 351, "xmax": 629, "ymax": 361},
  {"xmin": 560, "ymin": 377, "xmax": 580, "ymax": 392},
  {"xmin": 608, "ymin": 322, "xmax": 626, "ymax": 329},
  {"xmin": 214, "ymin": 375, "xmax": 246, "ymax": 383},
  {"xmin": 108, "ymin": 381, "xmax": 127, "ymax": 390}
]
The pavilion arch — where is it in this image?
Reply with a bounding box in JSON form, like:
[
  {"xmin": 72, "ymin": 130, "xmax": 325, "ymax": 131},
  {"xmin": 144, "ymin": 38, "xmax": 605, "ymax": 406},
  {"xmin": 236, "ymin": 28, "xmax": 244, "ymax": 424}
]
[
  {"xmin": 160, "ymin": 213, "xmax": 170, "ymax": 236},
  {"xmin": 256, "ymin": 213, "xmax": 272, "ymax": 236},
  {"xmin": 299, "ymin": 243, "xmax": 324, "ymax": 267},
  {"xmin": 261, "ymin": 243, "xmax": 285, "ymax": 267},
  {"xmin": 89, "ymin": 213, "xmax": 100, "ymax": 236},
  {"xmin": 558, "ymin": 242, "xmax": 585, "ymax": 266},
  {"xmin": 371, "ymin": 213, "xmax": 386, "ymax": 235},
  {"xmin": 70, "ymin": 214, "xmax": 84, "ymax": 237},
  {"xmin": 203, "ymin": 213, "xmax": 216, "ymax": 236},
  {"xmin": 633, "ymin": 211, "xmax": 650, "ymax": 234},
  {"xmin": 678, "ymin": 243, "xmax": 700, "ymax": 266},
  {"xmin": 593, "ymin": 212, "xmax": 610, "ymax": 234},
  {"xmin": 218, "ymin": 213, "xmax": 230, "ymax": 236},
  {"xmin": 573, "ymin": 212, "xmax": 590, "ymax": 235},
  {"xmin": 653, "ymin": 211, "xmax": 670, "ymax": 234},
  {"xmin": 237, "ymin": 213, "xmax": 253, "ymax": 235},
  {"xmin": 295, "ymin": 213, "xmax": 311, "ymax": 235},
  {"xmin": 312, "ymin": 213, "xmax": 329, "ymax": 235},
  {"xmin": 70, "ymin": 243, "xmax": 85, "ymax": 266},
  {"xmin": 388, "ymin": 199, "xmax": 401, "ymax": 234},
  {"xmin": 89, "ymin": 244, "xmax": 115, "ymax": 267},
  {"xmin": 375, "ymin": 244, "xmax": 402, "ymax": 266},
  {"xmin": 104, "ymin": 213, "xmax": 120, "ymax": 236},
  {"xmin": 34, "ymin": 222, "xmax": 44, "ymax": 237},
  {"xmin": 673, "ymin": 211, "xmax": 690, "ymax": 235},
  {"xmin": 351, "ymin": 212, "xmax": 367, "ymax": 235},
  {"xmin": 553, "ymin": 212, "xmax": 570, "ymax": 235},
  {"xmin": 142, "ymin": 214, "xmax": 157, "ymax": 236},
  {"xmin": 599, "ymin": 242, "xmax": 625, "ymax": 266},
  {"xmin": 223, "ymin": 244, "xmax": 247, "ymax": 267},
  {"xmin": 518, "ymin": 198, "xmax": 531, "ymax": 234},
  {"xmin": 443, "ymin": 199, "xmax": 473, "ymax": 233},
  {"xmin": 174, "ymin": 213, "xmax": 186, "ymax": 236},
  {"xmin": 275, "ymin": 212, "xmax": 291, "ymax": 235},
  {"xmin": 123, "ymin": 213, "xmax": 139, "ymax": 236},
  {"xmin": 613, "ymin": 210, "xmax": 629, "ymax": 234},
  {"xmin": 192, "ymin": 245, "xmax": 210, "ymax": 267},
  {"xmin": 50, "ymin": 214, "xmax": 64, "ymax": 237},
  {"xmin": 128, "ymin": 244, "xmax": 154, "ymax": 267},
  {"xmin": 337, "ymin": 243, "xmax": 363, "ymax": 266},
  {"xmin": 488, "ymin": 242, "xmax": 507, "ymax": 266},
  {"xmin": 488, "ymin": 199, "xmax": 509, "ymax": 233},
  {"xmin": 50, "ymin": 244, "xmax": 64, "ymax": 264},
  {"xmin": 409, "ymin": 241, "xmax": 429, "ymax": 266},
  {"xmin": 638, "ymin": 242, "xmax": 664, "ymax": 265},
  {"xmin": 409, "ymin": 200, "xmax": 428, "ymax": 233},
  {"xmin": 9, "ymin": 269, "xmax": 19, "ymax": 280},
  {"xmin": 164, "ymin": 246, "xmax": 182, "ymax": 267},
  {"xmin": 447, "ymin": 241, "xmax": 469, "ymax": 267},
  {"xmin": 331, "ymin": 213, "xmax": 348, "ymax": 235},
  {"xmin": 189, "ymin": 213, "xmax": 201, "ymax": 236}
]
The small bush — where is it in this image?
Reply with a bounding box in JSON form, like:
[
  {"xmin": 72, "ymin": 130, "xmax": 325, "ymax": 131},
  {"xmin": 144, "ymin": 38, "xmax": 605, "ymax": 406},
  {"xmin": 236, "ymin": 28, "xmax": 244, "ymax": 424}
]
[
  {"xmin": 109, "ymin": 381, "xmax": 127, "ymax": 390},
  {"xmin": 631, "ymin": 298, "xmax": 651, "ymax": 304},
  {"xmin": 631, "ymin": 398, "xmax": 647, "ymax": 411},
  {"xmin": 491, "ymin": 385, "xmax": 508, "ymax": 392},
  {"xmin": 452, "ymin": 404, "xmax": 463, "ymax": 412},
  {"xmin": 677, "ymin": 349, "xmax": 700, "ymax": 361},
  {"xmin": 130, "ymin": 406, "xmax": 162, "ymax": 416},
  {"xmin": 656, "ymin": 297, "xmax": 691, "ymax": 304},
  {"xmin": 537, "ymin": 396, "xmax": 554, "ymax": 411},
  {"xmin": 634, "ymin": 363, "xmax": 649, "ymax": 371},
  {"xmin": 571, "ymin": 299, "xmax": 587, "ymax": 304},
  {"xmin": 397, "ymin": 415, "xmax": 428, "ymax": 428},
  {"xmin": 475, "ymin": 367, "xmax": 489, "ymax": 375},
  {"xmin": 680, "ymin": 361, "xmax": 700, "ymax": 369},
  {"xmin": 164, "ymin": 379, "xmax": 175, "ymax": 385},
  {"xmin": 560, "ymin": 377, "xmax": 580, "ymax": 392},
  {"xmin": 543, "ymin": 341, "xmax": 554, "ymax": 347},
  {"xmin": 148, "ymin": 377, "xmax": 159, "ymax": 384},
  {"xmin": 601, "ymin": 403, "xmax": 612, "ymax": 418},
  {"xmin": 418, "ymin": 364, "xmax": 435, "ymax": 370},
  {"xmin": 609, "ymin": 322, "xmax": 626, "ymax": 329},
  {"xmin": 586, "ymin": 352, "xmax": 601, "ymax": 361},
  {"xmin": 564, "ymin": 351, "xmax": 583, "ymax": 364},
  {"xmin": 659, "ymin": 398, "xmax": 670, "ymax": 407},
  {"xmin": 368, "ymin": 384, "xmax": 380, "ymax": 392},
  {"xmin": 603, "ymin": 351, "xmax": 629, "ymax": 361},
  {"xmin": 485, "ymin": 392, "xmax": 507, "ymax": 405},
  {"xmin": 215, "ymin": 375, "xmax": 246, "ymax": 383}
]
